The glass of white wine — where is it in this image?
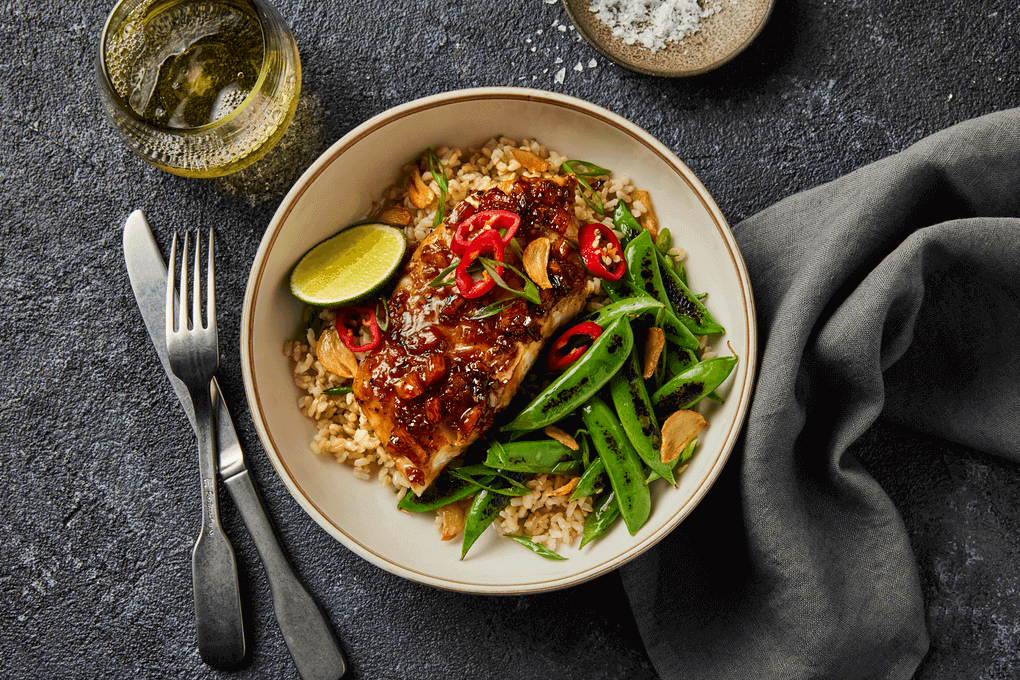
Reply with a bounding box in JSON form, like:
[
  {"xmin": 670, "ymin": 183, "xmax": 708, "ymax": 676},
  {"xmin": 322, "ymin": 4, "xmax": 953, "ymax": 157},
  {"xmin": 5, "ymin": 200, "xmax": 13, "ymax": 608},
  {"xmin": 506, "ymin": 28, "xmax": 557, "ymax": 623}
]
[{"xmin": 96, "ymin": 0, "xmax": 301, "ymax": 178}]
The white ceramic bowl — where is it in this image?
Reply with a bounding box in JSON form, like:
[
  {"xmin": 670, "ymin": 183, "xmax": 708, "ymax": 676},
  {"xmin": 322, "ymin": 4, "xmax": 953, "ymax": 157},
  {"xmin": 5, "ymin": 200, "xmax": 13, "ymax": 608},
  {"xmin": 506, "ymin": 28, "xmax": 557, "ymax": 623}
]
[{"xmin": 241, "ymin": 87, "xmax": 756, "ymax": 594}]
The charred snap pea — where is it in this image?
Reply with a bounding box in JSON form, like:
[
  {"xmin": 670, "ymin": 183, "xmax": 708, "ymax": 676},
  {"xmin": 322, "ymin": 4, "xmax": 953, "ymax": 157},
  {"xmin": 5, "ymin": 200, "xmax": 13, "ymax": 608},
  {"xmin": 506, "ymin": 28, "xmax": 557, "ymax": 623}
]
[
  {"xmin": 602, "ymin": 279, "xmax": 625, "ymax": 302},
  {"xmin": 503, "ymin": 316, "xmax": 634, "ymax": 432},
  {"xmin": 569, "ymin": 456, "xmax": 606, "ymax": 501},
  {"xmin": 655, "ymin": 248, "xmax": 724, "ymax": 336},
  {"xmin": 622, "ymin": 231, "xmax": 668, "ymax": 305},
  {"xmin": 651, "ymin": 354, "xmax": 738, "ymax": 420},
  {"xmin": 665, "ymin": 349, "xmax": 723, "ymax": 403},
  {"xmin": 647, "ymin": 437, "xmax": 698, "ymax": 483},
  {"xmin": 581, "ymin": 396, "xmax": 651, "ymax": 535},
  {"xmin": 612, "ymin": 200, "xmax": 643, "ymax": 242},
  {"xmin": 398, "ymin": 468, "xmax": 492, "ymax": 513},
  {"xmin": 609, "ymin": 351, "xmax": 674, "ymax": 485},
  {"xmin": 621, "ymin": 232, "xmax": 699, "ymax": 350},
  {"xmin": 580, "ymin": 490, "xmax": 621, "ymax": 548},
  {"xmin": 461, "ymin": 471, "xmax": 528, "ymax": 559},
  {"xmin": 484, "ymin": 439, "xmax": 580, "ymax": 474},
  {"xmin": 586, "ymin": 296, "xmax": 664, "ymax": 329},
  {"xmin": 666, "ymin": 347, "xmax": 699, "ymax": 378}
]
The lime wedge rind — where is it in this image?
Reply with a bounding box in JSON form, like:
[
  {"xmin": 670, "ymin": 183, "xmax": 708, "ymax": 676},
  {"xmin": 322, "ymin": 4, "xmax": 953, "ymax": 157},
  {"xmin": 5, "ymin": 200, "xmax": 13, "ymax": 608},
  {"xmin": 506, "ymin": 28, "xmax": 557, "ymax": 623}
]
[{"xmin": 290, "ymin": 223, "xmax": 406, "ymax": 307}]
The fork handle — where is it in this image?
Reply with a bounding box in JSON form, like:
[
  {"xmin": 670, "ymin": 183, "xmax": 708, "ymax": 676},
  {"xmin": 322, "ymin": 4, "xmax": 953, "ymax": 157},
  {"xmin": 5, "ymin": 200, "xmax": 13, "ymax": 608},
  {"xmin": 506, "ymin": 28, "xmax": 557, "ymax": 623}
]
[
  {"xmin": 190, "ymin": 385, "xmax": 246, "ymax": 668},
  {"xmin": 224, "ymin": 470, "xmax": 347, "ymax": 680}
]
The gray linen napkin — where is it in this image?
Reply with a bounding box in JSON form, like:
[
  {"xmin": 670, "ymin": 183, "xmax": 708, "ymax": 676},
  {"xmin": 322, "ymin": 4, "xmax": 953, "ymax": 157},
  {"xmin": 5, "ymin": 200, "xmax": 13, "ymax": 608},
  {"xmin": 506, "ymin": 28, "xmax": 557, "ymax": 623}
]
[{"xmin": 620, "ymin": 108, "xmax": 1020, "ymax": 679}]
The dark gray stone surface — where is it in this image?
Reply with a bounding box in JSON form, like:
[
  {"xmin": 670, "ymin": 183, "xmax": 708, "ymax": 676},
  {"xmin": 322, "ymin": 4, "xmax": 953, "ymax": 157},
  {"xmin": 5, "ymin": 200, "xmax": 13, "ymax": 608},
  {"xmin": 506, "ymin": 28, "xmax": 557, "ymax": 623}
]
[{"xmin": 1, "ymin": 0, "xmax": 1017, "ymax": 678}]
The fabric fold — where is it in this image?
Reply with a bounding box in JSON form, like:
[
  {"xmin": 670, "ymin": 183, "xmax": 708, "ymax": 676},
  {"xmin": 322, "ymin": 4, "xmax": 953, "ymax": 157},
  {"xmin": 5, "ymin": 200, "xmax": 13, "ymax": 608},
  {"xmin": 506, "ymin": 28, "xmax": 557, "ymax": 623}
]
[{"xmin": 621, "ymin": 108, "xmax": 1020, "ymax": 679}]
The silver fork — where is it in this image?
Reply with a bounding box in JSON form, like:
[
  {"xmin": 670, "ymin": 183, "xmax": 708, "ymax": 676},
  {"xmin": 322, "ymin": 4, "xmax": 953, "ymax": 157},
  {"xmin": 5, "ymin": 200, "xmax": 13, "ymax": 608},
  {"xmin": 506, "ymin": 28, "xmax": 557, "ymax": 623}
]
[{"xmin": 166, "ymin": 230, "xmax": 246, "ymax": 669}]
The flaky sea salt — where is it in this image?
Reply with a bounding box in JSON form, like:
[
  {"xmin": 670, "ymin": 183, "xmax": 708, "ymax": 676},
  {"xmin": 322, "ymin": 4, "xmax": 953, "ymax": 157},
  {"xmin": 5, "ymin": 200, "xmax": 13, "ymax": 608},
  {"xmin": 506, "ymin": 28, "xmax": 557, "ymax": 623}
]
[{"xmin": 588, "ymin": 0, "xmax": 727, "ymax": 53}]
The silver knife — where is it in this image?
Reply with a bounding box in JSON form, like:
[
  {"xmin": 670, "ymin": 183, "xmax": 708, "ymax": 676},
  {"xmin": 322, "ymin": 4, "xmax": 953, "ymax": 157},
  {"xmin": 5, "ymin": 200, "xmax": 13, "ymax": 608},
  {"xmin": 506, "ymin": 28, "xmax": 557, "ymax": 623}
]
[{"xmin": 123, "ymin": 210, "xmax": 347, "ymax": 680}]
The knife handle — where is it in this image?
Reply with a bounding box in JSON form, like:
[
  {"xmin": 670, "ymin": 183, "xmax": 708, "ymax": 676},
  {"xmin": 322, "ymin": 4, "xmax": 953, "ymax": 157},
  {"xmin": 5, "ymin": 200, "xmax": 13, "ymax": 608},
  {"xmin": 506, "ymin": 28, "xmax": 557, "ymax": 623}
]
[{"xmin": 224, "ymin": 470, "xmax": 347, "ymax": 680}]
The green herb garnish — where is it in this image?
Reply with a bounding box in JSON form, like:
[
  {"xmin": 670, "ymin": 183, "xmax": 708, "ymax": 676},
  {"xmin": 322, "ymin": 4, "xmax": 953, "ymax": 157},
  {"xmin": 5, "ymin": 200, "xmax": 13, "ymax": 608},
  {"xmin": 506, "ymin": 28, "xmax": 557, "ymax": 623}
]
[
  {"xmin": 562, "ymin": 159, "xmax": 611, "ymax": 216},
  {"xmin": 479, "ymin": 257, "xmax": 541, "ymax": 305},
  {"xmin": 447, "ymin": 467, "xmax": 532, "ymax": 497},
  {"xmin": 375, "ymin": 298, "xmax": 390, "ymax": 332},
  {"xmin": 425, "ymin": 148, "xmax": 449, "ymax": 227},
  {"xmin": 470, "ymin": 299, "xmax": 515, "ymax": 320},
  {"xmin": 427, "ymin": 258, "xmax": 460, "ymax": 288},
  {"xmin": 506, "ymin": 535, "xmax": 567, "ymax": 560}
]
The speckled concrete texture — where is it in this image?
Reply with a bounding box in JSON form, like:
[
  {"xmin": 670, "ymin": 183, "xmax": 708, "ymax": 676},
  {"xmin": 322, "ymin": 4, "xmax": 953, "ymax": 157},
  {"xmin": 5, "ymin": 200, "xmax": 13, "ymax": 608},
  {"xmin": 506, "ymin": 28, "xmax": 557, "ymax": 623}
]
[{"xmin": 1, "ymin": 0, "xmax": 1018, "ymax": 678}]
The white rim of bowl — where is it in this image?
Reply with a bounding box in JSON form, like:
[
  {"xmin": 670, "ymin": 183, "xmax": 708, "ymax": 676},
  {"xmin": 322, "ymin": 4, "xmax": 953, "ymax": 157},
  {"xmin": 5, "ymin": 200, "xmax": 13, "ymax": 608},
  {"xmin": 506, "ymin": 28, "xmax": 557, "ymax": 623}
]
[{"xmin": 241, "ymin": 86, "xmax": 758, "ymax": 594}]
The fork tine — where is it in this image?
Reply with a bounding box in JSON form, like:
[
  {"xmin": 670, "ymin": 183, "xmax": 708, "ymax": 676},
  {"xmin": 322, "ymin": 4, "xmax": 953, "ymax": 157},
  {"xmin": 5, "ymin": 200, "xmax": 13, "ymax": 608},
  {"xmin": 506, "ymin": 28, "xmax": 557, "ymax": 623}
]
[
  {"xmin": 206, "ymin": 229, "xmax": 216, "ymax": 334},
  {"xmin": 166, "ymin": 233, "xmax": 178, "ymax": 336},
  {"xmin": 180, "ymin": 231, "xmax": 190, "ymax": 332},
  {"xmin": 192, "ymin": 231, "xmax": 203, "ymax": 330}
]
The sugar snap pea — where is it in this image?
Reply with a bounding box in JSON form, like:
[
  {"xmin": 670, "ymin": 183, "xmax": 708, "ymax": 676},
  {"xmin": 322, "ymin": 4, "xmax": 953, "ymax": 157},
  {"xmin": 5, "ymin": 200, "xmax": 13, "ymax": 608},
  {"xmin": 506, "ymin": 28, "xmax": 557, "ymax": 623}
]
[
  {"xmin": 609, "ymin": 351, "xmax": 674, "ymax": 485},
  {"xmin": 581, "ymin": 396, "xmax": 651, "ymax": 535},
  {"xmin": 569, "ymin": 456, "xmax": 606, "ymax": 501},
  {"xmin": 461, "ymin": 471, "xmax": 528, "ymax": 559},
  {"xmin": 666, "ymin": 347, "xmax": 699, "ymax": 377},
  {"xmin": 397, "ymin": 468, "xmax": 492, "ymax": 513},
  {"xmin": 503, "ymin": 316, "xmax": 634, "ymax": 432},
  {"xmin": 651, "ymin": 354, "xmax": 738, "ymax": 420},
  {"xmin": 622, "ymin": 231, "xmax": 668, "ymax": 305},
  {"xmin": 484, "ymin": 439, "xmax": 581, "ymax": 474},
  {"xmin": 585, "ymin": 296, "xmax": 664, "ymax": 329},
  {"xmin": 655, "ymin": 248, "xmax": 724, "ymax": 336},
  {"xmin": 621, "ymin": 233, "xmax": 699, "ymax": 350},
  {"xmin": 602, "ymin": 280, "xmax": 625, "ymax": 302},
  {"xmin": 580, "ymin": 490, "xmax": 620, "ymax": 548},
  {"xmin": 655, "ymin": 228, "xmax": 672, "ymax": 254},
  {"xmin": 612, "ymin": 200, "xmax": 643, "ymax": 242}
]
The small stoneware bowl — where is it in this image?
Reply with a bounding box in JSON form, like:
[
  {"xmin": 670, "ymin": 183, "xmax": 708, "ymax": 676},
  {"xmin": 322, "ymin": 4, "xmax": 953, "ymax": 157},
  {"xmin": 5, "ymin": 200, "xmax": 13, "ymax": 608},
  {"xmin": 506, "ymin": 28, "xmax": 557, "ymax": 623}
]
[
  {"xmin": 561, "ymin": 0, "xmax": 776, "ymax": 77},
  {"xmin": 241, "ymin": 87, "xmax": 756, "ymax": 594}
]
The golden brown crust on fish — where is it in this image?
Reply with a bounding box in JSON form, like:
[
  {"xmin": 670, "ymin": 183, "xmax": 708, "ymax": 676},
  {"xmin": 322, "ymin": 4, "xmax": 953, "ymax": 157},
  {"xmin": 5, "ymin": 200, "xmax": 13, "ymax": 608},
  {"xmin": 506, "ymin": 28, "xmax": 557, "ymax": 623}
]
[{"xmin": 353, "ymin": 176, "xmax": 589, "ymax": 494}]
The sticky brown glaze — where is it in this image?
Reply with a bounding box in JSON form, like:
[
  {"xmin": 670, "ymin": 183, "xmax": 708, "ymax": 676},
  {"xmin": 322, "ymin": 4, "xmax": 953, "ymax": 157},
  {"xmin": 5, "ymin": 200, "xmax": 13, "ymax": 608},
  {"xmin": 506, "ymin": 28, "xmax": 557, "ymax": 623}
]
[{"xmin": 353, "ymin": 176, "xmax": 589, "ymax": 494}]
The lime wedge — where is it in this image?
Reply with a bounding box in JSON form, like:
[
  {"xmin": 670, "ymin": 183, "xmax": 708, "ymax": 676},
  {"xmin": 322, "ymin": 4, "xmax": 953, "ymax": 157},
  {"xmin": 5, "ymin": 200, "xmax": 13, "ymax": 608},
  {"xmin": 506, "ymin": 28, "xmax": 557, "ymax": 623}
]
[{"xmin": 290, "ymin": 223, "xmax": 406, "ymax": 306}]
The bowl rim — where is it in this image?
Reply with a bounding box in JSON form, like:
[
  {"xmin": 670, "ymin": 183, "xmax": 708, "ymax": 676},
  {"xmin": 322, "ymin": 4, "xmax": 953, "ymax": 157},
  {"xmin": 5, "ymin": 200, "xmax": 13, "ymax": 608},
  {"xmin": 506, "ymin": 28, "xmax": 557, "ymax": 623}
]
[{"xmin": 241, "ymin": 86, "xmax": 757, "ymax": 594}]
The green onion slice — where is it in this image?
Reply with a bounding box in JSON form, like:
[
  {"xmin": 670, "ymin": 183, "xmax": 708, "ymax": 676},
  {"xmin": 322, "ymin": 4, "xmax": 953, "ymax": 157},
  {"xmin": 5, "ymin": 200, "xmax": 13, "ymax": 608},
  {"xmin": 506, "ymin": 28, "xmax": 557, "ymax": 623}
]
[
  {"xmin": 506, "ymin": 535, "xmax": 567, "ymax": 560},
  {"xmin": 426, "ymin": 148, "xmax": 448, "ymax": 227}
]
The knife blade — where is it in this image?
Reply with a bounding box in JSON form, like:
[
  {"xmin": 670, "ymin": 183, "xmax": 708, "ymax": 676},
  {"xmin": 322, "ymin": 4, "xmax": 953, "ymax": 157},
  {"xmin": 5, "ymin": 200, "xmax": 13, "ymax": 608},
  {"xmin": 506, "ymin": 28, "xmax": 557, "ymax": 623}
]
[{"xmin": 123, "ymin": 210, "xmax": 347, "ymax": 680}]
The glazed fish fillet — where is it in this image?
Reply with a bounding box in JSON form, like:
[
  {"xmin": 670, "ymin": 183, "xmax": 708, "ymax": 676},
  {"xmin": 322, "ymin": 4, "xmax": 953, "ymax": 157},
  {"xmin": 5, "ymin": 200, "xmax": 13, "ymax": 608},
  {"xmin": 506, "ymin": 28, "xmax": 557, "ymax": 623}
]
[{"xmin": 353, "ymin": 176, "xmax": 589, "ymax": 494}]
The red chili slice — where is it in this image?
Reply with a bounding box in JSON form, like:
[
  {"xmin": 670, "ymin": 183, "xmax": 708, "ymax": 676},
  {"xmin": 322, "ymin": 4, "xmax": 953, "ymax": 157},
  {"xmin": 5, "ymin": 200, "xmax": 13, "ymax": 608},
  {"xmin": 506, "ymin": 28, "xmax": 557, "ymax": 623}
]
[
  {"xmin": 579, "ymin": 223, "xmax": 626, "ymax": 281},
  {"xmin": 451, "ymin": 209, "xmax": 520, "ymax": 256},
  {"xmin": 547, "ymin": 321, "xmax": 603, "ymax": 370},
  {"xmin": 455, "ymin": 230, "xmax": 505, "ymax": 299},
  {"xmin": 335, "ymin": 306, "xmax": 382, "ymax": 352}
]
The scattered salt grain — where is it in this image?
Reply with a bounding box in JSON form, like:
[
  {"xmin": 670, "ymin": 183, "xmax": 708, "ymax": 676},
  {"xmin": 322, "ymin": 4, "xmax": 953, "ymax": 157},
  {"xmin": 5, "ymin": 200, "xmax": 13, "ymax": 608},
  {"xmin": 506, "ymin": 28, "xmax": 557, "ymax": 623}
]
[
  {"xmin": 573, "ymin": 62, "xmax": 584, "ymax": 72},
  {"xmin": 588, "ymin": 0, "xmax": 729, "ymax": 53},
  {"xmin": 554, "ymin": 68, "xmax": 566, "ymax": 84},
  {"xmin": 589, "ymin": 58, "xmax": 598, "ymax": 67}
]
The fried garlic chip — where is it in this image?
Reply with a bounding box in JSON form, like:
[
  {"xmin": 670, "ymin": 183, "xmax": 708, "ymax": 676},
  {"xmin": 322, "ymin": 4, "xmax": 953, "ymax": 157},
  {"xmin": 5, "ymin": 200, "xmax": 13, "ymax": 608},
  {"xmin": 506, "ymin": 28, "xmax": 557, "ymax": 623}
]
[
  {"xmin": 407, "ymin": 166, "xmax": 435, "ymax": 209},
  {"xmin": 660, "ymin": 409, "xmax": 707, "ymax": 464},
  {"xmin": 316, "ymin": 328, "xmax": 359, "ymax": 379},
  {"xmin": 643, "ymin": 327, "xmax": 665, "ymax": 379},
  {"xmin": 437, "ymin": 502, "xmax": 465, "ymax": 541},
  {"xmin": 543, "ymin": 424, "xmax": 579, "ymax": 450},
  {"xmin": 524, "ymin": 237, "xmax": 553, "ymax": 290}
]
